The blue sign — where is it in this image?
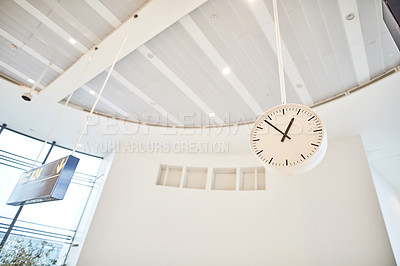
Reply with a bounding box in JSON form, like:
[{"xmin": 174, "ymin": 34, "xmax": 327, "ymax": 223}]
[{"xmin": 7, "ymin": 155, "xmax": 79, "ymax": 206}]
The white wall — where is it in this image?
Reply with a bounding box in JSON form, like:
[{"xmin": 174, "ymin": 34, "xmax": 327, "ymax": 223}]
[
  {"xmin": 77, "ymin": 136, "xmax": 394, "ymax": 266},
  {"xmin": 371, "ymin": 168, "xmax": 400, "ymax": 264}
]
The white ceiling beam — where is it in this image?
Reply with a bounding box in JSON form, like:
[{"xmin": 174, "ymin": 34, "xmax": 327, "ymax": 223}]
[
  {"xmin": 0, "ymin": 60, "xmax": 44, "ymax": 89},
  {"xmin": 0, "ymin": 28, "xmax": 64, "ymax": 74},
  {"xmin": 137, "ymin": 45, "xmax": 224, "ymax": 124},
  {"xmin": 179, "ymin": 15, "xmax": 264, "ymax": 116},
  {"xmin": 13, "ymin": 0, "xmax": 89, "ymax": 53},
  {"xmin": 41, "ymin": 0, "xmax": 101, "ymax": 44},
  {"xmin": 40, "ymin": 0, "xmax": 208, "ymax": 103},
  {"xmin": 109, "ymin": 70, "xmax": 183, "ymax": 125},
  {"xmin": 84, "ymin": 0, "xmax": 122, "ymax": 29},
  {"xmin": 81, "ymin": 85, "xmax": 130, "ymax": 117},
  {"xmin": 337, "ymin": 0, "xmax": 370, "ymax": 85},
  {"xmin": 249, "ymin": 1, "xmax": 314, "ymax": 106},
  {"xmin": 85, "ymin": 0, "xmax": 121, "ymax": 29}
]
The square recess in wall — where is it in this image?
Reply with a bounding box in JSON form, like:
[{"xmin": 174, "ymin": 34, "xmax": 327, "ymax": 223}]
[
  {"xmin": 184, "ymin": 167, "xmax": 207, "ymax": 189},
  {"xmin": 240, "ymin": 167, "xmax": 266, "ymax": 190},
  {"xmin": 241, "ymin": 168, "xmax": 255, "ymax": 190},
  {"xmin": 256, "ymin": 167, "xmax": 266, "ymax": 190},
  {"xmin": 156, "ymin": 165, "xmax": 167, "ymax": 185},
  {"xmin": 156, "ymin": 165, "xmax": 182, "ymax": 187},
  {"xmin": 212, "ymin": 168, "xmax": 236, "ymax": 190}
]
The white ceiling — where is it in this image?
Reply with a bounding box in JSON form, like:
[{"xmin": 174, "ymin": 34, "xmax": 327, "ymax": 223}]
[{"xmin": 1, "ymin": 0, "xmax": 399, "ymax": 126}]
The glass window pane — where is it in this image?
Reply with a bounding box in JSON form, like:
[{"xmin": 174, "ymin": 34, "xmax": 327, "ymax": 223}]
[
  {"xmin": 0, "ymin": 164, "xmax": 24, "ymax": 218},
  {"xmin": 0, "ymin": 127, "xmax": 103, "ymax": 264},
  {"xmin": 46, "ymin": 146, "xmax": 102, "ymax": 177},
  {"xmin": 0, "ymin": 129, "xmax": 50, "ymax": 163}
]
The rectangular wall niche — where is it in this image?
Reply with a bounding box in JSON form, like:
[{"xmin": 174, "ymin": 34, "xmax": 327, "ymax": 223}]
[
  {"xmin": 212, "ymin": 168, "xmax": 236, "ymax": 190},
  {"xmin": 240, "ymin": 167, "xmax": 265, "ymax": 190},
  {"xmin": 156, "ymin": 165, "xmax": 182, "ymax": 187},
  {"xmin": 156, "ymin": 165, "xmax": 266, "ymax": 191},
  {"xmin": 184, "ymin": 167, "xmax": 207, "ymax": 189}
]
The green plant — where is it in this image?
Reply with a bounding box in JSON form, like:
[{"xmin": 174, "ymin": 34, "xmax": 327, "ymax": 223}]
[{"xmin": 0, "ymin": 237, "xmax": 62, "ymax": 266}]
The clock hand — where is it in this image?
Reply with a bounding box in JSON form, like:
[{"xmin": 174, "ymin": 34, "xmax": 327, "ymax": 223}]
[
  {"xmin": 281, "ymin": 117, "xmax": 294, "ymax": 142},
  {"xmin": 264, "ymin": 120, "xmax": 291, "ymax": 140}
]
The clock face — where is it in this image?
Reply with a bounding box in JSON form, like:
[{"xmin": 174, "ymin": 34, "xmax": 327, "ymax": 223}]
[{"xmin": 250, "ymin": 103, "xmax": 327, "ymax": 174}]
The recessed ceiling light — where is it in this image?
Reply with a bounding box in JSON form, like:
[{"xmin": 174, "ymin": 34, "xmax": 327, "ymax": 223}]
[
  {"xmin": 147, "ymin": 53, "xmax": 154, "ymax": 59},
  {"xmin": 211, "ymin": 14, "xmax": 217, "ymax": 20},
  {"xmin": 68, "ymin": 37, "xmax": 77, "ymax": 45},
  {"xmin": 346, "ymin": 13, "xmax": 355, "ymax": 20},
  {"xmin": 27, "ymin": 78, "xmax": 34, "ymax": 84},
  {"xmin": 209, "ymin": 112, "xmax": 215, "ymax": 118},
  {"xmin": 222, "ymin": 67, "xmax": 230, "ymax": 75},
  {"xmin": 10, "ymin": 44, "xmax": 17, "ymax": 50},
  {"xmin": 89, "ymin": 89, "xmax": 96, "ymax": 95}
]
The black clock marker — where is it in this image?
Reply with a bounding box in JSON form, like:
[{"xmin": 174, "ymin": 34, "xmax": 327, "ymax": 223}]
[
  {"xmin": 285, "ymin": 159, "xmax": 288, "ymax": 166},
  {"xmin": 313, "ymin": 129, "xmax": 322, "ymax": 132},
  {"xmin": 253, "ymin": 139, "xmax": 260, "ymax": 142},
  {"xmin": 301, "ymin": 154, "xmax": 306, "ymax": 159},
  {"xmin": 282, "ymin": 109, "xmax": 285, "ymax": 115},
  {"xmin": 296, "ymin": 109, "xmax": 301, "ymax": 115},
  {"xmin": 268, "ymin": 157, "xmax": 273, "ymax": 164},
  {"xmin": 311, "ymin": 143, "xmax": 319, "ymax": 147},
  {"xmin": 308, "ymin": 116, "xmax": 315, "ymax": 121},
  {"xmin": 267, "ymin": 115, "xmax": 272, "ymax": 120},
  {"xmin": 256, "ymin": 150, "xmax": 263, "ymax": 155},
  {"xmin": 257, "ymin": 126, "xmax": 263, "ymax": 130}
]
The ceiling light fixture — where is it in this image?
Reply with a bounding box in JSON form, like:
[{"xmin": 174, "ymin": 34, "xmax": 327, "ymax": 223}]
[
  {"xmin": 209, "ymin": 112, "xmax": 215, "ymax": 118},
  {"xmin": 89, "ymin": 89, "xmax": 96, "ymax": 95},
  {"xmin": 222, "ymin": 67, "xmax": 230, "ymax": 75},
  {"xmin": 10, "ymin": 44, "xmax": 17, "ymax": 50},
  {"xmin": 346, "ymin": 13, "xmax": 355, "ymax": 20},
  {"xmin": 68, "ymin": 37, "xmax": 77, "ymax": 45},
  {"xmin": 21, "ymin": 92, "xmax": 32, "ymax": 102},
  {"xmin": 27, "ymin": 78, "xmax": 34, "ymax": 84}
]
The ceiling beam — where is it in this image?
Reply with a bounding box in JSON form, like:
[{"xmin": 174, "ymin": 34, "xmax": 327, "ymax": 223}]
[
  {"xmin": 39, "ymin": 0, "xmax": 208, "ymax": 103},
  {"xmin": 337, "ymin": 0, "xmax": 370, "ymax": 85},
  {"xmin": 179, "ymin": 15, "xmax": 264, "ymax": 116},
  {"xmin": 249, "ymin": 1, "xmax": 314, "ymax": 106},
  {"xmin": 41, "ymin": 0, "xmax": 101, "ymax": 44},
  {"xmin": 81, "ymin": 85, "xmax": 130, "ymax": 117},
  {"xmin": 137, "ymin": 45, "xmax": 224, "ymax": 124},
  {"xmin": 0, "ymin": 60, "xmax": 44, "ymax": 89},
  {"xmin": 84, "ymin": 0, "xmax": 121, "ymax": 28},
  {"xmin": 13, "ymin": 0, "xmax": 89, "ymax": 53},
  {"xmin": 0, "ymin": 28, "xmax": 64, "ymax": 74},
  {"xmin": 109, "ymin": 70, "xmax": 183, "ymax": 125}
]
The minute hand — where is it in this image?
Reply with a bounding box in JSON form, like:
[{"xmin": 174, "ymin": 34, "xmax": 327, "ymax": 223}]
[
  {"xmin": 281, "ymin": 117, "xmax": 294, "ymax": 142},
  {"xmin": 264, "ymin": 120, "xmax": 291, "ymax": 140}
]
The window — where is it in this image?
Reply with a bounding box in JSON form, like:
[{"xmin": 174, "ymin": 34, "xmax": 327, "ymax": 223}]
[{"xmin": 0, "ymin": 127, "xmax": 103, "ymax": 264}]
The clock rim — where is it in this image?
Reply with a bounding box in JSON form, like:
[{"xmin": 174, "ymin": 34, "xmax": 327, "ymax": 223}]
[{"xmin": 250, "ymin": 103, "xmax": 328, "ymax": 175}]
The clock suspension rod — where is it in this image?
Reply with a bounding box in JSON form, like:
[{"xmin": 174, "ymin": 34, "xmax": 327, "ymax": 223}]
[{"xmin": 272, "ymin": 0, "xmax": 287, "ymax": 105}]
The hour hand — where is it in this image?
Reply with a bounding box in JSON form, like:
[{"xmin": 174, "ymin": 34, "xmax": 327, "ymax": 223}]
[{"xmin": 264, "ymin": 120, "xmax": 291, "ymax": 140}]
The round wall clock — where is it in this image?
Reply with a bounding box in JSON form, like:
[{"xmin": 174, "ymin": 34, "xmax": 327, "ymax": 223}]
[{"xmin": 250, "ymin": 103, "xmax": 327, "ymax": 175}]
